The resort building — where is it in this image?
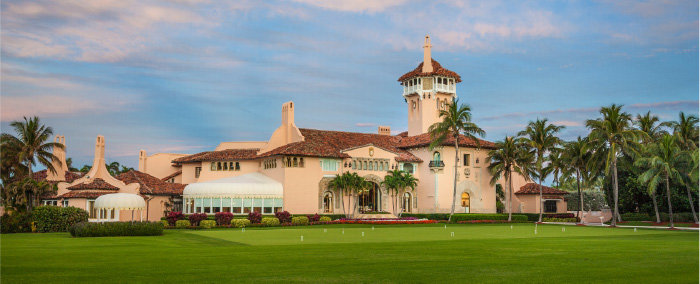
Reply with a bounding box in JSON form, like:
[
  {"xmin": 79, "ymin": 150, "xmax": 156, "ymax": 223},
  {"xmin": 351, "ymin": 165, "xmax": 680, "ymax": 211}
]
[{"xmin": 36, "ymin": 36, "xmax": 567, "ymax": 220}]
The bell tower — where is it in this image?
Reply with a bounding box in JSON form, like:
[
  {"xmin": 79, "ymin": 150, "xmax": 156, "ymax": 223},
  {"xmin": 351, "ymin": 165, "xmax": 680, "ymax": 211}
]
[{"xmin": 398, "ymin": 35, "xmax": 461, "ymax": 137}]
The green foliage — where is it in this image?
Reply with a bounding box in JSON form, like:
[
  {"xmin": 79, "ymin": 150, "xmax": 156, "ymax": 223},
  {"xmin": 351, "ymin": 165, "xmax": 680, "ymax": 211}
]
[
  {"xmin": 291, "ymin": 216, "xmax": 309, "ymax": 225},
  {"xmin": 69, "ymin": 221, "xmax": 163, "ymax": 237},
  {"xmin": 450, "ymin": 214, "xmax": 527, "ymax": 222},
  {"xmin": 33, "ymin": 206, "xmax": 89, "ymax": 232},
  {"xmin": 542, "ymin": 217, "xmax": 577, "ymax": 222},
  {"xmin": 199, "ymin": 220, "xmax": 216, "ymax": 228},
  {"xmin": 261, "ymin": 217, "xmax": 280, "ymax": 226},
  {"xmin": 0, "ymin": 212, "xmax": 33, "ymax": 233},
  {"xmin": 620, "ymin": 213, "xmax": 653, "ymax": 221},
  {"xmin": 161, "ymin": 220, "xmax": 170, "ymax": 228},
  {"xmin": 232, "ymin": 218, "xmax": 251, "ymax": 228},
  {"xmin": 565, "ymin": 191, "xmax": 606, "ymax": 211},
  {"xmin": 319, "ymin": 216, "xmax": 331, "ymax": 222},
  {"xmin": 175, "ymin": 220, "xmax": 190, "ymax": 228},
  {"xmin": 401, "ymin": 213, "xmax": 451, "ymax": 220}
]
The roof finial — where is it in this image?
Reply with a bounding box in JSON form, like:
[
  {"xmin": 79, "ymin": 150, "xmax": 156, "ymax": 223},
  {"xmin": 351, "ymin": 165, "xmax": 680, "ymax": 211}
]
[{"xmin": 422, "ymin": 34, "xmax": 433, "ymax": 73}]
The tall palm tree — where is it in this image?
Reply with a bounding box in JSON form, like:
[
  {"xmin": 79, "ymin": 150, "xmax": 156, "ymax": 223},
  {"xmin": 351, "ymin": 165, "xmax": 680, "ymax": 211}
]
[
  {"xmin": 586, "ymin": 104, "xmax": 645, "ymax": 226},
  {"xmin": 382, "ymin": 170, "xmax": 404, "ymax": 215},
  {"xmin": 635, "ymin": 135, "xmax": 689, "ymax": 228},
  {"xmin": 561, "ymin": 137, "xmax": 592, "ymax": 224},
  {"xmin": 5, "ymin": 177, "xmax": 55, "ymax": 212},
  {"xmin": 428, "ymin": 98, "xmax": 485, "ymax": 222},
  {"xmin": 487, "ymin": 136, "xmax": 535, "ymax": 222},
  {"xmin": 634, "ymin": 111, "xmax": 666, "ymax": 223},
  {"xmin": 683, "ymin": 149, "xmax": 700, "ymax": 224},
  {"xmin": 0, "ymin": 116, "xmax": 63, "ymax": 211},
  {"xmin": 518, "ymin": 118, "xmax": 564, "ymax": 222},
  {"xmin": 668, "ymin": 112, "xmax": 699, "ymax": 150},
  {"xmin": 545, "ymin": 148, "xmax": 565, "ymax": 187},
  {"xmin": 329, "ymin": 172, "xmax": 351, "ymax": 217}
]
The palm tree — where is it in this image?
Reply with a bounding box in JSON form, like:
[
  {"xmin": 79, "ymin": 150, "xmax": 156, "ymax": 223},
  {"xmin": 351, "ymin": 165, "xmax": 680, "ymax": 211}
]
[
  {"xmin": 518, "ymin": 118, "xmax": 564, "ymax": 222},
  {"xmin": 635, "ymin": 135, "xmax": 688, "ymax": 228},
  {"xmin": 79, "ymin": 165, "xmax": 92, "ymax": 173},
  {"xmin": 561, "ymin": 137, "xmax": 592, "ymax": 224},
  {"xmin": 65, "ymin": 158, "xmax": 79, "ymax": 172},
  {"xmin": 634, "ymin": 111, "xmax": 666, "ymax": 223},
  {"xmin": 328, "ymin": 172, "xmax": 351, "ymax": 217},
  {"xmin": 428, "ymin": 98, "xmax": 485, "ymax": 222},
  {"xmin": 0, "ymin": 116, "xmax": 63, "ymax": 211},
  {"xmin": 5, "ymin": 177, "xmax": 55, "ymax": 212},
  {"xmin": 398, "ymin": 172, "xmax": 418, "ymax": 217},
  {"xmin": 586, "ymin": 104, "xmax": 645, "ymax": 226},
  {"xmin": 487, "ymin": 136, "xmax": 535, "ymax": 222},
  {"xmin": 545, "ymin": 148, "xmax": 565, "ymax": 187},
  {"xmin": 682, "ymin": 149, "xmax": 699, "ymax": 224},
  {"xmin": 668, "ymin": 112, "xmax": 699, "ymax": 150}
]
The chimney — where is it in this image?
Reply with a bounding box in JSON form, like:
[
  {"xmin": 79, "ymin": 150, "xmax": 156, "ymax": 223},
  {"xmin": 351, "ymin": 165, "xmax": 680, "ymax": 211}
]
[
  {"xmin": 378, "ymin": 126, "xmax": 391, "ymax": 136},
  {"xmin": 138, "ymin": 150, "xmax": 147, "ymax": 172},
  {"xmin": 282, "ymin": 101, "xmax": 295, "ymax": 126},
  {"xmin": 422, "ymin": 34, "xmax": 433, "ymax": 73},
  {"xmin": 47, "ymin": 135, "xmax": 67, "ymax": 181}
]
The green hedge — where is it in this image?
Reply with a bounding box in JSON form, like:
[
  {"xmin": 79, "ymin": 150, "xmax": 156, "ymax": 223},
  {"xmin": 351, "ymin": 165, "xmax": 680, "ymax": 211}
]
[
  {"xmin": 175, "ymin": 220, "xmax": 190, "ymax": 228},
  {"xmin": 200, "ymin": 220, "xmax": 216, "ymax": 229},
  {"xmin": 261, "ymin": 217, "xmax": 280, "ymax": 226},
  {"xmin": 33, "ymin": 206, "xmax": 89, "ymax": 232},
  {"xmin": 400, "ymin": 213, "xmax": 451, "ymax": 220},
  {"xmin": 69, "ymin": 221, "xmax": 163, "ymax": 237},
  {"xmin": 319, "ymin": 216, "xmax": 331, "ymax": 222},
  {"xmin": 620, "ymin": 213, "xmax": 652, "ymax": 221},
  {"xmin": 451, "ymin": 214, "xmax": 528, "ymax": 222},
  {"xmin": 161, "ymin": 220, "xmax": 170, "ymax": 227},
  {"xmin": 543, "ymin": 217, "xmax": 577, "ymax": 222},
  {"xmin": 291, "ymin": 216, "xmax": 309, "ymax": 225},
  {"xmin": 0, "ymin": 212, "xmax": 33, "ymax": 233},
  {"xmin": 232, "ymin": 219, "xmax": 251, "ymax": 228},
  {"xmin": 292, "ymin": 214, "xmax": 345, "ymax": 220},
  {"xmin": 620, "ymin": 212, "xmax": 696, "ymax": 222}
]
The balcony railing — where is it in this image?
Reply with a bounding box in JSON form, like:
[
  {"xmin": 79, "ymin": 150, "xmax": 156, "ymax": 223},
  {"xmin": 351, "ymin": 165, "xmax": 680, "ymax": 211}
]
[{"xmin": 429, "ymin": 160, "xmax": 445, "ymax": 168}]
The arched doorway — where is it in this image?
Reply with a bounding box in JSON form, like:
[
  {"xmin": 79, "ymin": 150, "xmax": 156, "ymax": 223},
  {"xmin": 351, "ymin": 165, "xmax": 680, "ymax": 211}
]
[
  {"xmin": 461, "ymin": 192, "xmax": 470, "ymax": 213},
  {"xmin": 358, "ymin": 182, "xmax": 381, "ymax": 213},
  {"xmin": 322, "ymin": 191, "xmax": 333, "ymax": 213},
  {"xmin": 401, "ymin": 192, "xmax": 412, "ymax": 213}
]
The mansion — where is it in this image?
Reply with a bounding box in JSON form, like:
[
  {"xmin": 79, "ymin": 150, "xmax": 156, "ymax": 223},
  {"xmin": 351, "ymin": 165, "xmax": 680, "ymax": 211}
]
[{"xmin": 35, "ymin": 36, "xmax": 568, "ymax": 221}]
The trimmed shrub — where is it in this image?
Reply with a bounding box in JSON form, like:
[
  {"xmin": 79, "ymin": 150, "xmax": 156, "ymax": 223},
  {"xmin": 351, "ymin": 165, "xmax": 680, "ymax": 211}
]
[
  {"xmin": 69, "ymin": 221, "xmax": 163, "ymax": 237},
  {"xmin": 248, "ymin": 211, "xmax": 262, "ymax": 224},
  {"xmin": 215, "ymin": 212, "xmax": 234, "ymax": 226},
  {"xmin": 0, "ymin": 212, "xmax": 33, "ymax": 234},
  {"xmin": 188, "ymin": 213, "xmax": 207, "ymax": 226},
  {"xmin": 175, "ymin": 220, "xmax": 191, "ymax": 228},
  {"xmin": 160, "ymin": 220, "xmax": 170, "ymax": 228},
  {"xmin": 451, "ymin": 214, "xmax": 528, "ymax": 222},
  {"xmin": 261, "ymin": 217, "xmax": 280, "ymax": 227},
  {"xmin": 200, "ymin": 220, "xmax": 216, "ymax": 229},
  {"xmin": 33, "ymin": 206, "xmax": 89, "ymax": 233},
  {"xmin": 401, "ymin": 213, "xmax": 451, "ymax": 220},
  {"xmin": 291, "ymin": 216, "xmax": 309, "ymax": 226},
  {"xmin": 521, "ymin": 213, "xmax": 575, "ymax": 222},
  {"xmin": 275, "ymin": 211, "xmax": 292, "ymax": 223},
  {"xmin": 232, "ymin": 218, "xmax": 251, "ymax": 228},
  {"xmin": 319, "ymin": 216, "xmax": 331, "ymax": 222},
  {"xmin": 543, "ymin": 217, "xmax": 577, "ymax": 222},
  {"xmin": 620, "ymin": 213, "xmax": 652, "ymax": 221},
  {"xmin": 166, "ymin": 211, "xmax": 185, "ymax": 226},
  {"xmin": 307, "ymin": 213, "xmax": 321, "ymax": 222},
  {"xmin": 660, "ymin": 212, "xmax": 696, "ymax": 223}
]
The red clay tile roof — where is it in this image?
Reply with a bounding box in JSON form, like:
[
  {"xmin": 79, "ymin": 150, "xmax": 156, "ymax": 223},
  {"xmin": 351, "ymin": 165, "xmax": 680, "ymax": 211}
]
[
  {"xmin": 515, "ymin": 183, "xmax": 569, "ymax": 195},
  {"xmin": 161, "ymin": 170, "xmax": 182, "ymax": 182},
  {"xmin": 66, "ymin": 178, "xmax": 120, "ymax": 190},
  {"xmin": 258, "ymin": 128, "xmax": 423, "ymax": 163},
  {"xmin": 59, "ymin": 190, "xmax": 118, "ymax": 199},
  {"xmin": 397, "ymin": 132, "xmax": 496, "ymax": 149},
  {"xmin": 115, "ymin": 170, "xmax": 185, "ymax": 196},
  {"xmin": 32, "ymin": 170, "xmax": 84, "ymax": 184},
  {"xmin": 398, "ymin": 59, "xmax": 462, "ymax": 83},
  {"xmin": 173, "ymin": 149, "xmax": 259, "ymax": 164}
]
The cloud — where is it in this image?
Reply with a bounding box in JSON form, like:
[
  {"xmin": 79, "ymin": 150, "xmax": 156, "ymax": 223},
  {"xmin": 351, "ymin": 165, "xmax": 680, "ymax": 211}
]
[
  {"xmin": 627, "ymin": 100, "xmax": 699, "ymax": 110},
  {"xmin": 552, "ymin": 120, "xmax": 582, "ymax": 127},
  {"xmin": 355, "ymin": 122, "xmax": 377, "ymax": 127},
  {"xmin": 291, "ymin": 0, "xmax": 409, "ymax": 13},
  {"xmin": 480, "ymin": 107, "xmax": 599, "ymax": 121}
]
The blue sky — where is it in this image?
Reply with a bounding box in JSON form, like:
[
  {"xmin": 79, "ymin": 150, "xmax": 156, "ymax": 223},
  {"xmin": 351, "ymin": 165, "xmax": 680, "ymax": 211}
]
[{"xmin": 1, "ymin": 0, "xmax": 698, "ymax": 169}]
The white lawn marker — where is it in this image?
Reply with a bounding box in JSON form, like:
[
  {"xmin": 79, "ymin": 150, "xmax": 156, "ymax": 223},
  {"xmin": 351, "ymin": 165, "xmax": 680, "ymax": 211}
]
[
  {"xmin": 342, "ymin": 229, "xmax": 345, "ymax": 234},
  {"xmin": 242, "ymin": 228, "xmax": 245, "ymax": 232},
  {"xmin": 362, "ymin": 231, "xmax": 365, "ymax": 237},
  {"xmin": 634, "ymin": 228, "xmax": 637, "ymax": 232},
  {"xmin": 372, "ymin": 226, "xmax": 375, "ymax": 231},
  {"xmin": 510, "ymin": 225, "xmax": 513, "ymax": 230},
  {"xmin": 450, "ymin": 232, "xmax": 454, "ymax": 237},
  {"xmin": 301, "ymin": 235, "xmax": 304, "ymax": 242},
  {"xmin": 535, "ymin": 223, "xmax": 538, "ymax": 235},
  {"xmin": 444, "ymin": 224, "xmax": 447, "ymax": 229},
  {"xmin": 562, "ymin": 227, "xmax": 565, "ymax": 232},
  {"xmin": 323, "ymin": 228, "xmax": 327, "ymax": 233}
]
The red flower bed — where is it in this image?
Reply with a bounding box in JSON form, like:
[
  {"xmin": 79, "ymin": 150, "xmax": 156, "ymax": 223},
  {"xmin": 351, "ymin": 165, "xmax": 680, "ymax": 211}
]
[
  {"xmin": 332, "ymin": 220, "xmax": 437, "ymax": 225},
  {"xmin": 457, "ymin": 220, "xmax": 512, "ymax": 224}
]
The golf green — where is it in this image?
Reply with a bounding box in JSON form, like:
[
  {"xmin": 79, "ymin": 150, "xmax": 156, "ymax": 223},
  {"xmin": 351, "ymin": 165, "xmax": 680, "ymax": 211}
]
[{"xmin": 2, "ymin": 224, "xmax": 697, "ymax": 283}]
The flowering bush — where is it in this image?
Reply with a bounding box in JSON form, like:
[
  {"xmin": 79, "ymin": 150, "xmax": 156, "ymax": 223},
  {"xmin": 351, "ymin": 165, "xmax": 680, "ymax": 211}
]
[
  {"xmin": 188, "ymin": 213, "xmax": 207, "ymax": 226},
  {"xmin": 215, "ymin": 212, "xmax": 234, "ymax": 226},
  {"xmin": 291, "ymin": 216, "xmax": 309, "ymax": 225},
  {"xmin": 261, "ymin": 217, "xmax": 280, "ymax": 226},
  {"xmin": 175, "ymin": 220, "xmax": 191, "ymax": 228},
  {"xmin": 333, "ymin": 220, "xmax": 437, "ymax": 225},
  {"xmin": 456, "ymin": 220, "xmax": 525, "ymax": 224},
  {"xmin": 166, "ymin": 211, "xmax": 185, "ymax": 226},
  {"xmin": 248, "ymin": 211, "xmax": 262, "ymax": 224},
  {"xmin": 200, "ymin": 220, "xmax": 216, "ymax": 229},
  {"xmin": 232, "ymin": 218, "xmax": 251, "ymax": 228},
  {"xmin": 307, "ymin": 213, "xmax": 321, "ymax": 222},
  {"xmin": 275, "ymin": 211, "xmax": 292, "ymax": 223}
]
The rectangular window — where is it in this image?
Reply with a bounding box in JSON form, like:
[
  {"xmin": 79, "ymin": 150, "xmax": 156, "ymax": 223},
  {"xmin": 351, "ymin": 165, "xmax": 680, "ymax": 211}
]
[
  {"xmin": 321, "ymin": 159, "xmax": 338, "ymax": 171},
  {"xmin": 233, "ymin": 198, "xmax": 242, "ymax": 214},
  {"xmin": 210, "ymin": 162, "xmax": 216, "ymax": 171},
  {"xmin": 87, "ymin": 200, "xmax": 96, "ymax": 219},
  {"xmin": 195, "ymin": 167, "xmax": 202, "ymax": 178},
  {"xmin": 545, "ymin": 200, "xmax": 557, "ymax": 213},
  {"xmin": 464, "ymin": 154, "xmax": 470, "ymax": 166},
  {"xmin": 62, "ymin": 200, "xmax": 69, "ymax": 207}
]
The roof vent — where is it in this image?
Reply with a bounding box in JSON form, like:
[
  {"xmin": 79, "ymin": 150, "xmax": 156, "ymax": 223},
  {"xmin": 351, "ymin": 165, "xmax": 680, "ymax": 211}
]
[{"xmin": 378, "ymin": 126, "xmax": 391, "ymax": 136}]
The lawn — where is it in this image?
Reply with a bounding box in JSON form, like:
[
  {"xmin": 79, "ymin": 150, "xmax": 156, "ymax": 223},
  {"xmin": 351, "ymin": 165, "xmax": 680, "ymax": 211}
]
[{"xmin": 2, "ymin": 223, "xmax": 698, "ymax": 283}]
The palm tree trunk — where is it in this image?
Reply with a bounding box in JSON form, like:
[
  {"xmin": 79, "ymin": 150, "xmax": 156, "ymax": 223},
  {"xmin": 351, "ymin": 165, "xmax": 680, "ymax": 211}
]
[
  {"xmin": 26, "ymin": 159, "xmax": 34, "ymax": 212},
  {"xmin": 537, "ymin": 159, "xmax": 543, "ymax": 223},
  {"xmin": 651, "ymin": 190, "xmax": 661, "ymax": 223},
  {"xmin": 448, "ymin": 137, "xmax": 459, "ymax": 222},
  {"xmin": 507, "ymin": 171, "xmax": 513, "ymax": 222},
  {"xmin": 577, "ymin": 170, "xmax": 583, "ymax": 224},
  {"xmin": 685, "ymin": 185, "xmax": 698, "ymax": 224},
  {"xmin": 665, "ymin": 175, "xmax": 674, "ymax": 228},
  {"xmin": 341, "ymin": 188, "xmax": 346, "ymax": 218},
  {"xmin": 611, "ymin": 158, "xmax": 619, "ymax": 227}
]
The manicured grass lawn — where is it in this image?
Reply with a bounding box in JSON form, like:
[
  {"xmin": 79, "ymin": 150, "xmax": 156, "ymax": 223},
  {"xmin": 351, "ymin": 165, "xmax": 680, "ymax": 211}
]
[
  {"xmin": 612, "ymin": 221, "xmax": 699, "ymax": 228},
  {"xmin": 2, "ymin": 224, "xmax": 698, "ymax": 283}
]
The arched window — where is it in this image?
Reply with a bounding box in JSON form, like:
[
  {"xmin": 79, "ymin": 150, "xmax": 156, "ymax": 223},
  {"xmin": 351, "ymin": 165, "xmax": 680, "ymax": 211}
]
[
  {"xmin": 299, "ymin": 157, "xmax": 305, "ymax": 167},
  {"xmin": 293, "ymin": 157, "xmax": 298, "ymax": 167},
  {"xmin": 323, "ymin": 191, "xmax": 333, "ymax": 213},
  {"xmin": 223, "ymin": 162, "xmax": 228, "ymax": 171},
  {"xmin": 402, "ymin": 192, "xmax": 412, "ymax": 213},
  {"xmin": 217, "ymin": 162, "xmax": 222, "ymax": 171},
  {"xmin": 403, "ymin": 163, "xmax": 414, "ymax": 173},
  {"xmin": 433, "ymin": 152, "xmax": 441, "ymax": 162},
  {"xmin": 374, "ymin": 161, "xmax": 378, "ymax": 171},
  {"xmin": 369, "ymin": 161, "xmax": 373, "ymax": 170},
  {"xmin": 353, "ymin": 161, "xmax": 357, "ymax": 169},
  {"xmin": 461, "ymin": 192, "xmax": 470, "ymax": 208},
  {"xmin": 363, "ymin": 161, "xmax": 368, "ymax": 170},
  {"xmin": 235, "ymin": 162, "xmax": 240, "ymax": 170}
]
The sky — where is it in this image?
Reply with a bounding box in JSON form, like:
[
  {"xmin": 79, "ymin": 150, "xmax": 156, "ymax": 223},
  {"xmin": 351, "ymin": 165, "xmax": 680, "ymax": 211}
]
[{"xmin": 1, "ymin": 0, "xmax": 698, "ymax": 170}]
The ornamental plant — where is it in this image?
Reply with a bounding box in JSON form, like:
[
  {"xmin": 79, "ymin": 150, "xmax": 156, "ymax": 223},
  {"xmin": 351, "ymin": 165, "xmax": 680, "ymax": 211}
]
[
  {"xmin": 307, "ymin": 213, "xmax": 321, "ymax": 222},
  {"xmin": 69, "ymin": 221, "xmax": 163, "ymax": 237},
  {"xmin": 275, "ymin": 211, "xmax": 292, "ymax": 223},
  {"xmin": 200, "ymin": 220, "xmax": 216, "ymax": 229},
  {"xmin": 318, "ymin": 216, "xmax": 332, "ymax": 223},
  {"xmin": 188, "ymin": 213, "xmax": 207, "ymax": 226},
  {"xmin": 232, "ymin": 218, "xmax": 251, "ymax": 228},
  {"xmin": 175, "ymin": 220, "xmax": 191, "ymax": 228},
  {"xmin": 33, "ymin": 205, "xmax": 89, "ymax": 232},
  {"xmin": 248, "ymin": 211, "xmax": 262, "ymax": 224},
  {"xmin": 166, "ymin": 211, "xmax": 185, "ymax": 226},
  {"xmin": 291, "ymin": 216, "xmax": 309, "ymax": 226},
  {"xmin": 261, "ymin": 217, "xmax": 280, "ymax": 227},
  {"xmin": 215, "ymin": 212, "xmax": 234, "ymax": 226},
  {"xmin": 160, "ymin": 220, "xmax": 170, "ymax": 228}
]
